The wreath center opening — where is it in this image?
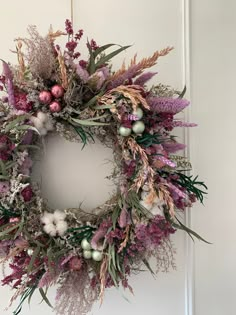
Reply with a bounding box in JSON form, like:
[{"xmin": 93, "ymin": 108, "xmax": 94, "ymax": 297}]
[{"xmin": 32, "ymin": 133, "xmax": 115, "ymax": 211}]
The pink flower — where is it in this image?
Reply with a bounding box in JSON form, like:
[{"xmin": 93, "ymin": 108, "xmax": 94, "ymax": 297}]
[
  {"xmin": 20, "ymin": 156, "xmax": 33, "ymax": 176},
  {"xmin": 75, "ymin": 29, "xmax": 83, "ymax": 41},
  {"xmin": 0, "ymin": 181, "xmax": 10, "ymax": 195},
  {"xmin": 14, "ymin": 93, "xmax": 32, "ymax": 112},
  {"xmin": 89, "ymin": 39, "xmax": 99, "ymax": 51},
  {"xmin": 66, "ymin": 41, "xmax": 77, "ymax": 52},
  {"xmin": 65, "ymin": 19, "xmax": 73, "ymax": 35},
  {"xmin": 0, "ymin": 135, "xmax": 15, "ymax": 161},
  {"xmin": 21, "ymin": 185, "xmax": 33, "ymax": 202},
  {"xmin": 69, "ymin": 257, "xmax": 83, "ymax": 271},
  {"xmin": 79, "ymin": 60, "xmax": 88, "ymax": 69}
]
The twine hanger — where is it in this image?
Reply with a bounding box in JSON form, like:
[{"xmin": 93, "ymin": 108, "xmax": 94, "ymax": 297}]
[{"xmin": 70, "ymin": 0, "xmax": 74, "ymax": 27}]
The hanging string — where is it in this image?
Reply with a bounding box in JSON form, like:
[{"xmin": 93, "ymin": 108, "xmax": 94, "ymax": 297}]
[{"xmin": 71, "ymin": 0, "xmax": 74, "ymax": 26}]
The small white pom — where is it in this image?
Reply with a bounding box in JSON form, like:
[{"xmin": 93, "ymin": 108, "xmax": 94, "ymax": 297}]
[
  {"xmin": 37, "ymin": 111, "xmax": 48, "ymax": 123},
  {"xmin": 45, "ymin": 120, "xmax": 54, "ymax": 131},
  {"xmin": 31, "ymin": 117, "xmax": 44, "ymax": 130},
  {"xmin": 56, "ymin": 221, "xmax": 68, "ymax": 236},
  {"xmin": 44, "ymin": 223, "xmax": 57, "ymax": 237},
  {"xmin": 39, "ymin": 128, "xmax": 47, "ymax": 136},
  {"xmin": 41, "ymin": 212, "xmax": 54, "ymax": 224},
  {"xmin": 54, "ymin": 210, "xmax": 66, "ymax": 222}
]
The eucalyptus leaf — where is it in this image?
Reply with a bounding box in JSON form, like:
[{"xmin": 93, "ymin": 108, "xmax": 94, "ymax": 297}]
[
  {"xmin": 93, "ymin": 43, "xmax": 117, "ymax": 58},
  {"xmin": 39, "ymin": 288, "xmax": 53, "ymax": 308},
  {"xmin": 4, "ymin": 115, "xmax": 28, "ymax": 132},
  {"xmin": 178, "ymin": 85, "xmax": 187, "ymax": 99},
  {"xmin": 87, "ymin": 40, "xmax": 96, "ymax": 74},
  {"xmin": 72, "ymin": 118, "xmax": 109, "ymax": 126},
  {"xmin": 94, "ymin": 104, "xmax": 115, "ymax": 110},
  {"xmin": 95, "ymin": 45, "xmax": 131, "ymax": 68},
  {"xmin": 0, "ymin": 159, "xmax": 7, "ymax": 176},
  {"xmin": 27, "ymin": 246, "xmax": 41, "ymax": 273}
]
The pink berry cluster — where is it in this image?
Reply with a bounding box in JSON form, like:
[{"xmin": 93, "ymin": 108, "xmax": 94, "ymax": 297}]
[{"xmin": 38, "ymin": 85, "xmax": 64, "ymax": 113}]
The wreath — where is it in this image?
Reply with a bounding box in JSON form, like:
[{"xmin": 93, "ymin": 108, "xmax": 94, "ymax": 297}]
[{"xmin": 0, "ymin": 20, "xmax": 207, "ymax": 315}]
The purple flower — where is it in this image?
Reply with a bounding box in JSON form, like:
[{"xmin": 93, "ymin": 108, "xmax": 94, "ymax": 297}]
[
  {"xmin": 119, "ymin": 208, "xmax": 129, "ymax": 228},
  {"xmin": 76, "ymin": 64, "xmax": 89, "ymax": 83},
  {"xmin": 89, "ymin": 39, "xmax": 99, "ymax": 51},
  {"xmin": 75, "ymin": 29, "xmax": 83, "ymax": 41},
  {"xmin": 20, "ymin": 156, "xmax": 33, "ymax": 176},
  {"xmin": 171, "ymin": 121, "xmax": 197, "ymax": 128},
  {"xmin": 65, "ymin": 19, "xmax": 73, "ymax": 35},
  {"xmin": 14, "ymin": 93, "xmax": 32, "ymax": 112},
  {"xmin": 21, "ymin": 130, "xmax": 33, "ymax": 145},
  {"xmin": 91, "ymin": 219, "xmax": 112, "ymax": 250},
  {"xmin": 109, "ymin": 64, "xmax": 140, "ymax": 89},
  {"xmin": 66, "ymin": 41, "xmax": 77, "ymax": 52},
  {"xmin": 0, "ymin": 181, "xmax": 10, "ymax": 195},
  {"xmin": 0, "ymin": 135, "xmax": 15, "ymax": 160},
  {"xmin": 21, "ymin": 185, "xmax": 33, "ymax": 202},
  {"xmin": 134, "ymin": 72, "xmax": 157, "ymax": 86},
  {"xmin": 135, "ymin": 216, "xmax": 176, "ymax": 248},
  {"xmin": 162, "ymin": 142, "xmax": 186, "ymax": 153},
  {"xmin": 2, "ymin": 61, "xmax": 15, "ymax": 106},
  {"xmin": 148, "ymin": 97, "xmax": 190, "ymax": 114}
]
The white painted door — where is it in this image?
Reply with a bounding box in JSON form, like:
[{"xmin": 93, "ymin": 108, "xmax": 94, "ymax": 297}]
[
  {"xmin": 0, "ymin": 1, "xmax": 235, "ymax": 315},
  {"xmin": 190, "ymin": 1, "xmax": 236, "ymax": 315}
]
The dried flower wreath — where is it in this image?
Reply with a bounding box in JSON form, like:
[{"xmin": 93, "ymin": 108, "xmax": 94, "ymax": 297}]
[{"xmin": 0, "ymin": 20, "xmax": 207, "ymax": 315}]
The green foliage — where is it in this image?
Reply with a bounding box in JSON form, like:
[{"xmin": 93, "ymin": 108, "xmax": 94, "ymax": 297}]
[
  {"xmin": 164, "ymin": 209, "xmax": 211, "ymax": 244},
  {"xmin": 177, "ymin": 85, "xmax": 187, "ymax": 99},
  {"xmin": 87, "ymin": 42, "xmax": 130, "ymax": 74},
  {"xmin": 67, "ymin": 225, "xmax": 96, "ymax": 245},
  {"xmin": 13, "ymin": 286, "xmax": 37, "ymax": 315},
  {"xmin": 72, "ymin": 125, "xmax": 95, "ymax": 149},
  {"xmin": 125, "ymin": 190, "xmax": 150, "ymax": 218},
  {"xmin": 136, "ymin": 132, "xmax": 165, "ymax": 147},
  {"xmin": 175, "ymin": 173, "xmax": 208, "ymax": 204}
]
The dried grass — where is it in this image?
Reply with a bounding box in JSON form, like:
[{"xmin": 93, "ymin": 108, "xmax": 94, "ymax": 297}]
[
  {"xmin": 110, "ymin": 47, "xmax": 174, "ymax": 82},
  {"xmin": 16, "ymin": 25, "xmax": 57, "ymax": 80}
]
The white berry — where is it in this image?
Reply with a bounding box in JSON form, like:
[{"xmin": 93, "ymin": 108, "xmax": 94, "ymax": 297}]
[
  {"xmin": 132, "ymin": 108, "xmax": 143, "ymax": 120},
  {"xmin": 83, "ymin": 250, "xmax": 92, "ymax": 259},
  {"xmin": 119, "ymin": 126, "xmax": 131, "ymax": 137},
  {"xmin": 81, "ymin": 239, "xmax": 92, "ymax": 251},
  {"xmin": 132, "ymin": 121, "xmax": 145, "ymax": 134},
  {"xmin": 92, "ymin": 250, "xmax": 103, "ymax": 262}
]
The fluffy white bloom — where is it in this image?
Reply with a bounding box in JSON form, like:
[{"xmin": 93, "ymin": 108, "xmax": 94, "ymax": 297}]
[
  {"xmin": 30, "ymin": 111, "xmax": 54, "ymax": 136},
  {"xmin": 41, "ymin": 212, "xmax": 54, "ymax": 225},
  {"xmin": 140, "ymin": 186, "xmax": 165, "ymax": 216},
  {"xmin": 56, "ymin": 221, "xmax": 68, "ymax": 236},
  {"xmin": 54, "ymin": 209, "xmax": 67, "ymax": 223},
  {"xmin": 43, "ymin": 223, "xmax": 57, "ymax": 237},
  {"xmin": 41, "ymin": 210, "xmax": 68, "ymax": 237}
]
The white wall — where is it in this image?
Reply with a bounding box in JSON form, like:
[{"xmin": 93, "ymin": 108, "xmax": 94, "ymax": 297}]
[
  {"xmin": 190, "ymin": 1, "xmax": 236, "ymax": 315},
  {"xmin": 0, "ymin": 1, "xmax": 234, "ymax": 315}
]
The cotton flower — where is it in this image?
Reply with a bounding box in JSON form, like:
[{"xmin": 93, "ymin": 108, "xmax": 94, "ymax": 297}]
[
  {"xmin": 30, "ymin": 111, "xmax": 54, "ymax": 136},
  {"xmin": 41, "ymin": 210, "xmax": 68, "ymax": 237},
  {"xmin": 140, "ymin": 186, "xmax": 165, "ymax": 216}
]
